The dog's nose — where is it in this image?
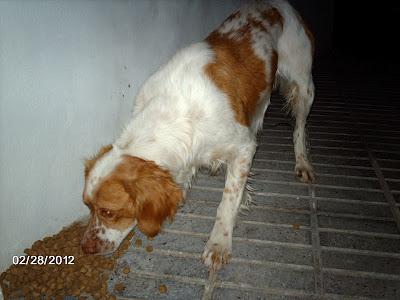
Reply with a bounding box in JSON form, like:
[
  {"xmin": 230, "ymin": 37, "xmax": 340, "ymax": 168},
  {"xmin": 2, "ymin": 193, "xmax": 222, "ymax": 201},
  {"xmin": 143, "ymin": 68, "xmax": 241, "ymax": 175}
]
[{"xmin": 82, "ymin": 238, "xmax": 98, "ymax": 254}]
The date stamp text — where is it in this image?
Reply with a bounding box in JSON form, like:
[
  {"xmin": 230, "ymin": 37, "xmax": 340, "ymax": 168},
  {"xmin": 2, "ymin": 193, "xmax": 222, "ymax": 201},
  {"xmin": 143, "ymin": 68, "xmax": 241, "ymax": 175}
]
[{"xmin": 12, "ymin": 255, "xmax": 74, "ymax": 265}]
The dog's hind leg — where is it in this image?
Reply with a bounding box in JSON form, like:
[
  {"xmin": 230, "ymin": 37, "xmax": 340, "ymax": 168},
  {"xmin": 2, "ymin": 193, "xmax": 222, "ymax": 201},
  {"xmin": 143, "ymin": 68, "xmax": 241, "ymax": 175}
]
[
  {"xmin": 283, "ymin": 76, "xmax": 315, "ymax": 183},
  {"xmin": 273, "ymin": 5, "xmax": 316, "ymax": 183}
]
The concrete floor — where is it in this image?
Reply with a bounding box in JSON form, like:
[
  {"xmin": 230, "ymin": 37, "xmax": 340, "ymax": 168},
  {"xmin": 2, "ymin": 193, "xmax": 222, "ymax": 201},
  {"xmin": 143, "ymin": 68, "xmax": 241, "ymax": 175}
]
[{"xmin": 108, "ymin": 65, "xmax": 400, "ymax": 300}]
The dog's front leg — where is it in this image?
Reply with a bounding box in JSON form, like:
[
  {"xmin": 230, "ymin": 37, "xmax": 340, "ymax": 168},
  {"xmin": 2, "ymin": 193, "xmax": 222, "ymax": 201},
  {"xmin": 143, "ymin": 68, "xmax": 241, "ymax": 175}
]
[{"xmin": 202, "ymin": 142, "xmax": 256, "ymax": 271}]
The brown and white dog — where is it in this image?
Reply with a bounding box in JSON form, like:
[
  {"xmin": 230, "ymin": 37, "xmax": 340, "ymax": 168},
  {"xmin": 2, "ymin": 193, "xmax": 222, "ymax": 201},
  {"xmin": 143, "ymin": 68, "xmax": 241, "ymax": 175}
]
[{"xmin": 81, "ymin": 0, "xmax": 315, "ymax": 271}]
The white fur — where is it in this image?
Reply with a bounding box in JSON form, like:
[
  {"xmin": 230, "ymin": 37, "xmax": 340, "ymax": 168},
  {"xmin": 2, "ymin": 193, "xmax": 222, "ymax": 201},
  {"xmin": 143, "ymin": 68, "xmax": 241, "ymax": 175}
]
[
  {"xmin": 112, "ymin": 41, "xmax": 254, "ymax": 189},
  {"xmin": 98, "ymin": 222, "xmax": 136, "ymax": 253},
  {"xmin": 84, "ymin": 0, "xmax": 314, "ymax": 267},
  {"xmin": 81, "ymin": 215, "xmax": 136, "ymax": 254},
  {"xmin": 98, "ymin": 221, "xmax": 135, "ymax": 243},
  {"xmin": 85, "ymin": 146, "xmax": 123, "ymax": 198}
]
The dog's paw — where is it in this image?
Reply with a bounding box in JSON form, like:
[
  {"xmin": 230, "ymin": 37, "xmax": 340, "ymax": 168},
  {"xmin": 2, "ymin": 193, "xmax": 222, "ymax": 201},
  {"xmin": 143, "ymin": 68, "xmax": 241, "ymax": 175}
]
[
  {"xmin": 295, "ymin": 163, "xmax": 315, "ymax": 183},
  {"xmin": 202, "ymin": 242, "xmax": 231, "ymax": 271}
]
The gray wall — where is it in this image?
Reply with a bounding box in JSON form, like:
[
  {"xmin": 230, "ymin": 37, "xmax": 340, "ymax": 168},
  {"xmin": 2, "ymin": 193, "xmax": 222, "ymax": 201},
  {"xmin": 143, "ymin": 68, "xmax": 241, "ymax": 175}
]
[
  {"xmin": 0, "ymin": 0, "xmax": 248, "ymax": 273},
  {"xmin": 0, "ymin": 0, "xmax": 333, "ymax": 273}
]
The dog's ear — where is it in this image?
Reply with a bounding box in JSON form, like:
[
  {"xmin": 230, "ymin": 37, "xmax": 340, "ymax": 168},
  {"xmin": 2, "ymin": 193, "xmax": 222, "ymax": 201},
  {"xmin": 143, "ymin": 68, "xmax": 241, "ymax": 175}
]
[
  {"xmin": 135, "ymin": 181, "xmax": 181, "ymax": 237},
  {"xmin": 121, "ymin": 156, "xmax": 182, "ymax": 237},
  {"xmin": 84, "ymin": 144, "xmax": 113, "ymax": 177}
]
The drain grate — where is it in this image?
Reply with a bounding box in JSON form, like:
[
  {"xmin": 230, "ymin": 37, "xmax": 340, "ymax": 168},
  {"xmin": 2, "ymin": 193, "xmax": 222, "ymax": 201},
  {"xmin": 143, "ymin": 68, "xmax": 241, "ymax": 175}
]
[{"xmin": 109, "ymin": 66, "xmax": 400, "ymax": 299}]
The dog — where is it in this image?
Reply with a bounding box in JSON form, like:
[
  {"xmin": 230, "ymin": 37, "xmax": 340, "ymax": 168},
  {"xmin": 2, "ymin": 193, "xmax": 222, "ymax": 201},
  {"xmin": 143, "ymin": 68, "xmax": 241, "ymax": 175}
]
[{"xmin": 81, "ymin": 0, "xmax": 315, "ymax": 271}]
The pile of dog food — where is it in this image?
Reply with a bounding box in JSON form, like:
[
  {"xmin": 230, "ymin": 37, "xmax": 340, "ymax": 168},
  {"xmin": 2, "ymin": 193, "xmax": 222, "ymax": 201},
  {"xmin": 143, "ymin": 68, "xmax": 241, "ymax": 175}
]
[{"xmin": 0, "ymin": 221, "xmax": 135, "ymax": 299}]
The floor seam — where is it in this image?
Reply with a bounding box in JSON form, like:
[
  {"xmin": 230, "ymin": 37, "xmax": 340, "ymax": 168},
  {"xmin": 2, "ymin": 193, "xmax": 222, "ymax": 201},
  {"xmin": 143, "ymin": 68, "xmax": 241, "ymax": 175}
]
[
  {"xmin": 309, "ymin": 185, "xmax": 325, "ymax": 298},
  {"xmin": 201, "ymin": 270, "xmax": 217, "ymax": 300},
  {"xmin": 344, "ymin": 89, "xmax": 400, "ymax": 233},
  {"xmin": 365, "ymin": 145, "xmax": 400, "ymax": 232}
]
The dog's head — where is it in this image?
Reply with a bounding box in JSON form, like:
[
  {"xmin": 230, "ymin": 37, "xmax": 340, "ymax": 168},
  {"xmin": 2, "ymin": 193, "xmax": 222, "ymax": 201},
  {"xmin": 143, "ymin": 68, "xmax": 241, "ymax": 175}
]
[{"xmin": 81, "ymin": 145, "xmax": 182, "ymax": 254}]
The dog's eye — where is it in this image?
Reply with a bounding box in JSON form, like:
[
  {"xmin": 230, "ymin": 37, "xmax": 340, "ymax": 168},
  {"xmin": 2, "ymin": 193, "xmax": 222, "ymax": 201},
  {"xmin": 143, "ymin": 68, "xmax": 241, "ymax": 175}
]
[{"xmin": 99, "ymin": 208, "xmax": 114, "ymax": 218}]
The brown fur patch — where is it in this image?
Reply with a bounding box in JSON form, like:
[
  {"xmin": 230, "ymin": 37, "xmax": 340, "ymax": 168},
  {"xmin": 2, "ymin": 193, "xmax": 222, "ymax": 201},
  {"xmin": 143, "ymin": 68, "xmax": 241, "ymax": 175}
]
[
  {"xmin": 224, "ymin": 188, "xmax": 232, "ymax": 193},
  {"xmin": 205, "ymin": 30, "xmax": 268, "ymax": 127},
  {"xmin": 118, "ymin": 156, "xmax": 183, "ymax": 237},
  {"xmin": 263, "ymin": 7, "xmax": 284, "ymax": 29},
  {"xmin": 204, "ymin": 7, "xmax": 285, "ymax": 127},
  {"xmin": 240, "ymin": 171, "xmax": 248, "ymax": 179},
  {"xmin": 83, "ymin": 178, "xmax": 136, "ymax": 231},
  {"xmin": 239, "ymin": 158, "xmax": 247, "ymax": 164},
  {"xmin": 248, "ymin": 17, "xmax": 268, "ymax": 32},
  {"xmin": 85, "ymin": 155, "xmax": 182, "ymax": 236}
]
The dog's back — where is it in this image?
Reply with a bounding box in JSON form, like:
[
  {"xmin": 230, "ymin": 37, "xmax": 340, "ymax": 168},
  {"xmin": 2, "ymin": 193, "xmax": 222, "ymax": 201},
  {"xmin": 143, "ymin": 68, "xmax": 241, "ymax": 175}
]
[
  {"xmin": 205, "ymin": 0, "xmax": 314, "ymax": 132},
  {"xmin": 118, "ymin": 0, "xmax": 315, "ymax": 185}
]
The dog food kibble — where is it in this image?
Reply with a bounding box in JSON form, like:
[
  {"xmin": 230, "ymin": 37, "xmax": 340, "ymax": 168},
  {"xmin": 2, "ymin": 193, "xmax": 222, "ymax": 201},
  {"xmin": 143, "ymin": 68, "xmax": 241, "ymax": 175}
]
[
  {"xmin": 292, "ymin": 223, "xmax": 301, "ymax": 230},
  {"xmin": 135, "ymin": 238, "xmax": 142, "ymax": 246},
  {"xmin": 0, "ymin": 221, "xmax": 135, "ymax": 299},
  {"xmin": 113, "ymin": 282, "xmax": 125, "ymax": 292},
  {"xmin": 146, "ymin": 245, "xmax": 153, "ymax": 253},
  {"xmin": 159, "ymin": 284, "xmax": 168, "ymax": 294},
  {"xmin": 122, "ymin": 266, "xmax": 130, "ymax": 274}
]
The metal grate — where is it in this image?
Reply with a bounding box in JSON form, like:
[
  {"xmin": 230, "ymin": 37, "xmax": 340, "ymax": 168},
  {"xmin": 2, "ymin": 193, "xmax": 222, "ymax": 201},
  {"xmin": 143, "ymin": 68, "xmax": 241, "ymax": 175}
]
[{"xmin": 109, "ymin": 66, "xmax": 400, "ymax": 299}]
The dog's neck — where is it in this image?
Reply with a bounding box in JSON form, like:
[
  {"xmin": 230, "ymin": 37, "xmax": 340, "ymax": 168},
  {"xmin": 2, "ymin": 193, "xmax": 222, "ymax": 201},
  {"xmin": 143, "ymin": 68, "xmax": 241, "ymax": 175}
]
[{"xmin": 113, "ymin": 106, "xmax": 196, "ymax": 190}]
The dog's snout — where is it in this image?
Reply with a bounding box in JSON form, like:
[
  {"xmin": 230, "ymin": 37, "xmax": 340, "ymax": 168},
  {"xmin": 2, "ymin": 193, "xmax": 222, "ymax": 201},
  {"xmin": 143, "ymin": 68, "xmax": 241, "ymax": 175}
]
[{"xmin": 82, "ymin": 238, "xmax": 98, "ymax": 254}]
